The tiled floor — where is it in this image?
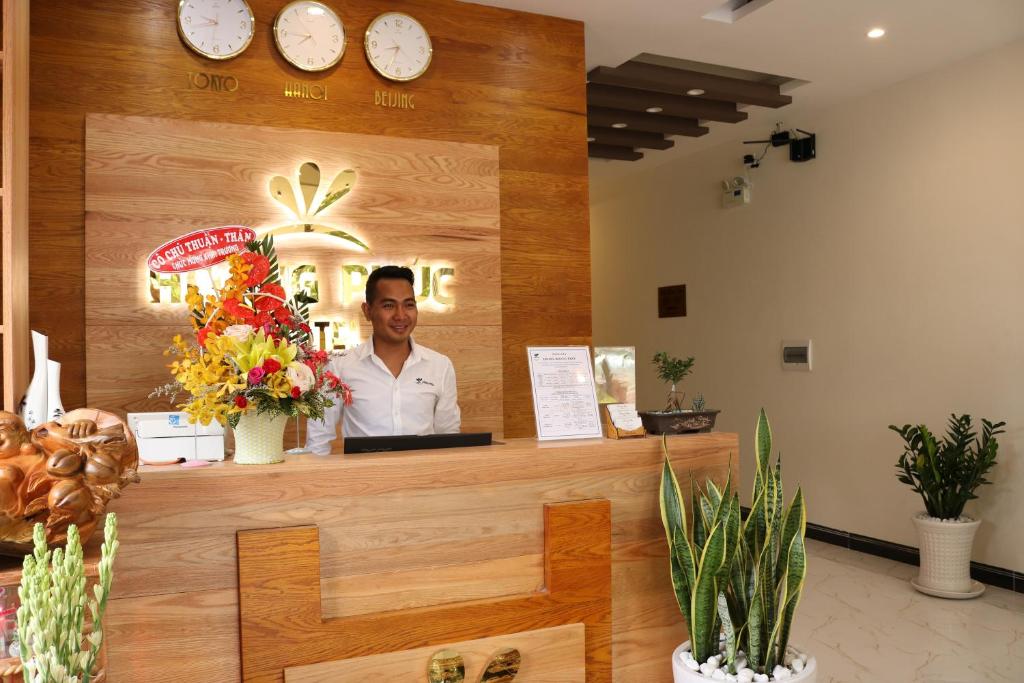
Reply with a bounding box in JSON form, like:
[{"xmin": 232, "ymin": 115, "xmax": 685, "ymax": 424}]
[{"xmin": 794, "ymin": 540, "xmax": 1024, "ymax": 682}]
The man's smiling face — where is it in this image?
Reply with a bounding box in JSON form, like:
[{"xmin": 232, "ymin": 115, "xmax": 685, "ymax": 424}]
[{"xmin": 363, "ymin": 277, "xmax": 418, "ymax": 345}]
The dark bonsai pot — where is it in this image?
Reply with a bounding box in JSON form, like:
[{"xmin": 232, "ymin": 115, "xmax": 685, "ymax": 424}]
[{"xmin": 639, "ymin": 409, "xmax": 720, "ymax": 435}]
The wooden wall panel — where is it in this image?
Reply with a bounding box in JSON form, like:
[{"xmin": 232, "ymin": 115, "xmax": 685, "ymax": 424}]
[
  {"xmin": 29, "ymin": 0, "xmax": 590, "ymax": 437},
  {"xmin": 84, "ymin": 114, "xmax": 502, "ymax": 434}
]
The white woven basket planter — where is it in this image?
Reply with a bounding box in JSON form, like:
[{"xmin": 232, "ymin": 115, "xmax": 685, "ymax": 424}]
[
  {"xmin": 233, "ymin": 411, "xmax": 289, "ymax": 465},
  {"xmin": 912, "ymin": 513, "xmax": 981, "ymax": 594}
]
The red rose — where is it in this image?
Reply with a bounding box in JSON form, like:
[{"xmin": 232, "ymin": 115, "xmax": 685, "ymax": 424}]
[
  {"xmin": 197, "ymin": 327, "xmax": 212, "ymax": 348},
  {"xmin": 234, "ymin": 395, "xmax": 248, "ymax": 408},
  {"xmin": 290, "ymin": 386, "xmax": 301, "ymax": 399},
  {"xmin": 254, "ymin": 283, "xmax": 286, "ymax": 311},
  {"xmin": 262, "ymin": 358, "xmax": 282, "ymax": 374},
  {"xmin": 242, "ymin": 253, "xmax": 271, "ymax": 286}
]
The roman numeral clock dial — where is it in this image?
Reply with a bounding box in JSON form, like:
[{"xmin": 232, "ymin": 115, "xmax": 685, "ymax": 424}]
[
  {"xmin": 176, "ymin": 0, "xmax": 255, "ymax": 60},
  {"xmin": 365, "ymin": 12, "xmax": 433, "ymax": 82},
  {"xmin": 273, "ymin": 1, "xmax": 346, "ymax": 72}
]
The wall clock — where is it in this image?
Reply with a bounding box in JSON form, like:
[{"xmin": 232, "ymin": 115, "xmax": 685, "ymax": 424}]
[
  {"xmin": 364, "ymin": 12, "xmax": 433, "ymax": 82},
  {"xmin": 177, "ymin": 0, "xmax": 256, "ymax": 60},
  {"xmin": 273, "ymin": 1, "xmax": 346, "ymax": 71}
]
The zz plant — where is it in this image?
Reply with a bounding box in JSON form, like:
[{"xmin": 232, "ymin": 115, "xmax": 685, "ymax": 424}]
[
  {"xmin": 890, "ymin": 414, "xmax": 1006, "ymax": 519},
  {"xmin": 660, "ymin": 409, "xmax": 807, "ymax": 675}
]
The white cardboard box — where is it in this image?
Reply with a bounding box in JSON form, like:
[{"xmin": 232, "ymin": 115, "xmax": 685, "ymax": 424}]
[{"xmin": 128, "ymin": 412, "xmax": 225, "ymax": 463}]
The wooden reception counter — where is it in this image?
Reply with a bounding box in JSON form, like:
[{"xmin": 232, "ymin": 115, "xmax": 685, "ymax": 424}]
[{"xmin": 99, "ymin": 434, "xmax": 738, "ymax": 682}]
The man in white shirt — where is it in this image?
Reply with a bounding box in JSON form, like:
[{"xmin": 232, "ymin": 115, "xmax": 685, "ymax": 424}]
[{"xmin": 306, "ymin": 266, "xmax": 461, "ymax": 454}]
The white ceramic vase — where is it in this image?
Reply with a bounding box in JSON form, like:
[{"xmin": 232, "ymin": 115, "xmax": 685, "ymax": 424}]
[
  {"xmin": 232, "ymin": 411, "xmax": 288, "ymax": 465},
  {"xmin": 46, "ymin": 360, "xmax": 65, "ymax": 421},
  {"xmin": 19, "ymin": 330, "xmax": 48, "ymax": 429},
  {"xmin": 911, "ymin": 513, "xmax": 983, "ymax": 597},
  {"xmin": 672, "ymin": 642, "xmax": 817, "ymax": 683}
]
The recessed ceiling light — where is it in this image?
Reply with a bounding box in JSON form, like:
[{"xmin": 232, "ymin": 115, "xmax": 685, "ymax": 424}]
[
  {"xmin": 645, "ymin": 106, "xmax": 663, "ymax": 113},
  {"xmin": 611, "ymin": 122, "xmax": 628, "ymax": 129},
  {"xmin": 586, "ymin": 136, "xmax": 596, "ymax": 142},
  {"xmin": 686, "ymin": 88, "xmax": 705, "ymax": 96},
  {"xmin": 867, "ymin": 27, "xmax": 886, "ymax": 39}
]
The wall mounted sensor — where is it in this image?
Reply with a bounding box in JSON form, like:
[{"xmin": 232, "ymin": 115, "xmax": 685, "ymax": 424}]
[{"xmin": 722, "ymin": 176, "xmax": 751, "ymax": 207}]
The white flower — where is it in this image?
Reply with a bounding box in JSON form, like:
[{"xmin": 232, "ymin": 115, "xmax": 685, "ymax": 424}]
[
  {"xmin": 286, "ymin": 362, "xmax": 315, "ymax": 394},
  {"xmin": 223, "ymin": 324, "xmax": 254, "ymax": 342}
]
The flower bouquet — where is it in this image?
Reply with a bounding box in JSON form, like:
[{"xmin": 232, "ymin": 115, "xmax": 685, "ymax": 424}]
[{"xmin": 155, "ymin": 236, "xmax": 351, "ymax": 463}]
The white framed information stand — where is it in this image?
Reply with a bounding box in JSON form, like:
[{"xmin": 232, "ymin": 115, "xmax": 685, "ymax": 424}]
[{"xmin": 526, "ymin": 346, "xmax": 604, "ymax": 441}]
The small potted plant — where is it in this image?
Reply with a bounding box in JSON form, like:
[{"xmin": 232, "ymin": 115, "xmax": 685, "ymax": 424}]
[
  {"xmin": 890, "ymin": 414, "xmax": 1006, "ymax": 598},
  {"xmin": 640, "ymin": 352, "xmax": 720, "ymax": 435},
  {"xmin": 661, "ymin": 410, "xmax": 816, "ymax": 682}
]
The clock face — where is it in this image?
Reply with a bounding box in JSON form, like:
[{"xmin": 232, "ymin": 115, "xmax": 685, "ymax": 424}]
[
  {"xmin": 177, "ymin": 0, "xmax": 255, "ymax": 60},
  {"xmin": 273, "ymin": 1, "xmax": 346, "ymax": 72},
  {"xmin": 364, "ymin": 12, "xmax": 433, "ymax": 82}
]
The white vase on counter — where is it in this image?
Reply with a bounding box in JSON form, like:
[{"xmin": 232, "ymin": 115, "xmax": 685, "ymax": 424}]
[
  {"xmin": 46, "ymin": 359, "xmax": 65, "ymax": 421},
  {"xmin": 19, "ymin": 330, "xmax": 48, "ymax": 429}
]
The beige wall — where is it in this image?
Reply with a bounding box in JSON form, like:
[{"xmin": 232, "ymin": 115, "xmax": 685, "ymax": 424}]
[{"xmin": 591, "ymin": 39, "xmax": 1024, "ymax": 572}]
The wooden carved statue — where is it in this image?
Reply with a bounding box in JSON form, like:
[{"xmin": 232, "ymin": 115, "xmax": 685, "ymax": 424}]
[{"xmin": 0, "ymin": 408, "xmax": 139, "ymax": 555}]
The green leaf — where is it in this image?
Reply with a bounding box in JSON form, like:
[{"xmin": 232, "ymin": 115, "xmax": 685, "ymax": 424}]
[
  {"xmin": 691, "ymin": 520, "xmax": 727, "ymax": 663},
  {"xmin": 718, "ymin": 591, "xmax": 737, "ymax": 673}
]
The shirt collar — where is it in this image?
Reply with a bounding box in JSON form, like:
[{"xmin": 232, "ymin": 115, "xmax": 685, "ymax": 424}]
[{"xmin": 357, "ymin": 336, "xmax": 421, "ymax": 365}]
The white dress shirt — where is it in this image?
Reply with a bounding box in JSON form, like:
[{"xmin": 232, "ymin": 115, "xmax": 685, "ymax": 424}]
[{"xmin": 306, "ymin": 337, "xmax": 461, "ymax": 454}]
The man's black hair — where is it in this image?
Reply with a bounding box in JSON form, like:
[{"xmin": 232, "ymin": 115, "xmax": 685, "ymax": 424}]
[{"xmin": 365, "ymin": 265, "xmax": 415, "ymax": 304}]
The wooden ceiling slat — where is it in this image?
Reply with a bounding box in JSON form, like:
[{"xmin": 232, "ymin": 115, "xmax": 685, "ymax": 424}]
[
  {"xmin": 588, "ymin": 143, "xmax": 643, "ymax": 161},
  {"xmin": 587, "ymin": 126, "xmax": 673, "ymax": 150},
  {"xmin": 588, "ymin": 64, "xmax": 792, "ymax": 109},
  {"xmin": 586, "ymin": 83, "xmax": 748, "ymax": 123},
  {"xmin": 587, "ymin": 106, "xmax": 709, "ymax": 137}
]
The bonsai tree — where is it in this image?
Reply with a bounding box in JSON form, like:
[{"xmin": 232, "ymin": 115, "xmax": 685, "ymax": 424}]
[
  {"xmin": 652, "ymin": 351, "xmax": 695, "ymax": 412},
  {"xmin": 660, "ymin": 409, "xmax": 807, "ymax": 676},
  {"xmin": 890, "ymin": 414, "xmax": 1006, "ymax": 519}
]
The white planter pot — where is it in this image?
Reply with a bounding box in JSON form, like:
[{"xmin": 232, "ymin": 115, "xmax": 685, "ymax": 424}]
[
  {"xmin": 232, "ymin": 412, "xmax": 288, "ymax": 465},
  {"xmin": 911, "ymin": 513, "xmax": 984, "ymax": 597},
  {"xmin": 672, "ymin": 641, "xmax": 817, "ymax": 683}
]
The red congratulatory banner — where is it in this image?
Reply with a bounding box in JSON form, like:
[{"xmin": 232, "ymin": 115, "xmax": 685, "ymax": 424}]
[{"xmin": 147, "ymin": 226, "xmax": 256, "ymax": 274}]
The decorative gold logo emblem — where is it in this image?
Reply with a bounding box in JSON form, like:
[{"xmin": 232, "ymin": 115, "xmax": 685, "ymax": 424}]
[
  {"xmin": 427, "ymin": 647, "xmax": 521, "ymax": 683},
  {"xmin": 264, "ymin": 161, "xmax": 368, "ymax": 252}
]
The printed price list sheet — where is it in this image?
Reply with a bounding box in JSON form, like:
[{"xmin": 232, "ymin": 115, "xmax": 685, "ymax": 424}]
[{"xmin": 527, "ymin": 346, "xmax": 603, "ymax": 440}]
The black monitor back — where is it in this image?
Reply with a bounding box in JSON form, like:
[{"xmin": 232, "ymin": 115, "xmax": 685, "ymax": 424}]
[{"xmin": 343, "ymin": 432, "xmax": 492, "ymax": 454}]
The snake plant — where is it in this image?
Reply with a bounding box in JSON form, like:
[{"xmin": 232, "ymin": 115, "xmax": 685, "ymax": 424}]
[{"xmin": 660, "ymin": 409, "xmax": 807, "ymax": 674}]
